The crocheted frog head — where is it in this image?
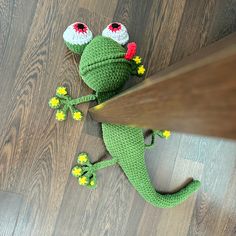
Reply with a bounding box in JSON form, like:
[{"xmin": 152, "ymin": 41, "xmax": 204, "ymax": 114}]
[{"xmin": 63, "ymin": 22, "xmax": 145, "ymax": 92}]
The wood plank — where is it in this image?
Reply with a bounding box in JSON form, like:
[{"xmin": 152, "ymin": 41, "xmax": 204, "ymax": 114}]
[
  {"xmin": 53, "ymin": 134, "xmax": 137, "ymax": 236},
  {"xmin": 79, "ymin": 0, "xmax": 118, "ymax": 18},
  {"xmin": 89, "ymin": 33, "xmax": 236, "ymax": 139},
  {"xmin": 0, "ymin": 4, "xmax": 109, "ymax": 236},
  {"xmin": 113, "ymin": 0, "xmax": 187, "ymax": 79},
  {"xmin": 170, "ymin": 0, "xmax": 236, "ymax": 68},
  {"xmin": 0, "ymin": 0, "xmax": 39, "ymax": 145},
  {"xmin": 137, "ymin": 159, "xmax": 203, "ymax": 236},
  {"xmin": 139, "ymin": 134, "xmax": 236, "ymax": 236},
  {"xmin": 187, "ymin": 136, "xmax": 236, "ymax": 236},
  {"xmin": 0, "ymin": 191, "xmax": 23, "ymax": 236},
  {"xmin": 0, "ymin": 0, "xmax": 235, "ymax": 235}
]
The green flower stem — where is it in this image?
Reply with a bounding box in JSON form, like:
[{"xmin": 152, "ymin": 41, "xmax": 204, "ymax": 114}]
[
  {"xmin": 60, "ymin": 99, "xmax": 70, "ymax": 105},
  {"xmin": 68, "ymin": 105, "xmax": 75, "ymax": 114},
  {"xmin": 69, "ymin": 94, "xmax": 97, "ymax": 105},
  {"xmin": 62, "ymin": 104, "xmax": 69, "ymax": 113},
  {"xmin": 154, "ymin": 130, "xmax": 165, "ymax": 138},
  {"xmin": 92, "ymin": 158, "xmax": 118, "ymax": 171},
  {"xmin": 145, "ymin": 130, "xmax": 164, "ymax": 148},
  {"xmin": 56, "ymin": 94, "xmax": 69, "ymax": 100},
  {"xmin": 145, "ymin": 132, "xmax": 156, "ymax": 148}
]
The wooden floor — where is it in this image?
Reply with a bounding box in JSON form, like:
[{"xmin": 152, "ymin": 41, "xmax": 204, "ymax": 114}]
[{"xmin": 0, "ymin": 0, "xmax": 236, "ymax": 235}]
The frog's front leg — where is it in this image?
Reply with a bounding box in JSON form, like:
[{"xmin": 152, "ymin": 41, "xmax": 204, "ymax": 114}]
[
  {"xmin": 48, "ymin": 86, "xmax": 96, "ymax": 121},
  {"xmin": 71, "ymin": 153, "xmax": 118, "ymax": 188}
]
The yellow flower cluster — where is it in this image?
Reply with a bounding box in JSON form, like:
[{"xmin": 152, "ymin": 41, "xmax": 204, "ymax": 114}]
[
  {"xmin": 78, "ymin": 153, "xmax": 88, "ymax": 164},
  {"xmin": 71, "ymin": 166, "xmax": 82, "ymax": 177},
  {"xmin": 56, "ymin": 86, "xmax": 67, "ymax": 96},
  {"xmin": 133, "ymin": 56, "xmax": 142, "ymax": 64},
  {"xmin": 72, "ymin": 111, "xmax": 83, "ymax": 121},
  {"xmin": 79, "ymin": 176, "xmax": 88, "ymax": 185},
  {"xmin": 49, "ymin": 97, "xmax": 60, "ymax": 108},
  {"xmin": 71, "ymin": 152, "xmax": 97, "ymax": 188},
  {"xmin": 56, "ymin": 110, "xmax": 66, "ymax": 121},
  {"xmin": 78, "ymin": 176, "xmax": 96, "ymax": 187},
  {"xmin": 163, "ymin": 130, "xmax": 171, "ymax": 139},
  {"xmin": 137, "ymin": 65, "xmax": 145, "ymax": 75}
]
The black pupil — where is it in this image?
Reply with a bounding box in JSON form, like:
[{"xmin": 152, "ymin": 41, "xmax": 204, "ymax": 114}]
[
  {"xmin": 112, "ymin": 23, "xmax": 119, "ymax": 28},
  {"xmin": 78, "ymin": 23, "xmax": 85, "ymax": 30}
]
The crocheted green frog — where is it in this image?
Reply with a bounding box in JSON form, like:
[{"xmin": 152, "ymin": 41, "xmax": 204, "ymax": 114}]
[{"xmin": 49, "ymin": 22, "xmax": 200, "ymax": 208}]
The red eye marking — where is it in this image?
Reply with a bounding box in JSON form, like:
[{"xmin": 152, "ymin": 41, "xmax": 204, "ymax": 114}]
[
  {"xmin": 124, "ymin": 42, "xmax": 137, "ymax": 60},
  {"xmin": 73, "ymin": 22, "xmax": 88, "ymax": 33},
  {"xmin": 108, "ymin": 22, "xmax": 122, "ymax": 32}
]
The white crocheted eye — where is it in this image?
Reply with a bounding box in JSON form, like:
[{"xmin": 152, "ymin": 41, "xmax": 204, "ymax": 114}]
[
  {"xmin": 102, "ymin": 22, "xmax": 129, "ymax": 45},
  {"xmin": 63, "ymin": 22, "xmax": 93, "ymax": 46}
]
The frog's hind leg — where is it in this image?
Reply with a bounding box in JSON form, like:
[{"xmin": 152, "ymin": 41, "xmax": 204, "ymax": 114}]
[{"xmin": 71, "ymin": 152, "xmax": 118, "ymax": 189}]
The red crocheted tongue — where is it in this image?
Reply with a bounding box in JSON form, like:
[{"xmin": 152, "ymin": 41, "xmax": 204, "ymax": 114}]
[
  {"xmin": 124, "ymin": 42, "xmax": 137, "ymax": 60},
  {"xmin": 73, "ymin": 22, "xmax": 88, "ymax": 33}
]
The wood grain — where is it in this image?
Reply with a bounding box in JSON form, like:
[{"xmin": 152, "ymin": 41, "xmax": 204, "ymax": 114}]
[
  {"xmin": 0, "ymin": 0, "xmax": 236, "ymax": 235},
  {"xmin": 89, "ymin": 33, "xmax": 236, "ymax": 139},
  {"xmin": 137, "ymin": 159, "xmax": 203, "ymax": 236},
  {"xmin": 0, "ymin": 191, "xmax": 23, "ymax": 236}
]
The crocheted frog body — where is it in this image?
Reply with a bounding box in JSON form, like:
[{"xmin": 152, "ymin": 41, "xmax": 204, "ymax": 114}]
[{"xmin": 49, "ymin": 22, "xmax": 200, "ymax": 208}]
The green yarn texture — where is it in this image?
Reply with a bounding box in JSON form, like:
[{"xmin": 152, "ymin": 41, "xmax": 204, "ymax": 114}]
[
  {"xmin": 62, "ymin": 33, "xmax": 201, "ymax": 208},
  {"xmin": 102, "ymin": 122, "xmax": 200, "ymax": 208},
  {"xmin": 80, "ymin": 36, "xmax": 131, "ymax": 92},
  {"xmin": 64, "ymin": 41, "xmax": 87, "ymax": 55}
]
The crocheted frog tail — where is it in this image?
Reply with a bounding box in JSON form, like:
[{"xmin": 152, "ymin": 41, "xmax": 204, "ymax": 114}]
[
  {"xmin": 120, "ymin": 158, "xmax": 201, "ymax": 208},
  {"xmin": 152, "ymin": 179, "xmax": 201, "ymax": 208}
]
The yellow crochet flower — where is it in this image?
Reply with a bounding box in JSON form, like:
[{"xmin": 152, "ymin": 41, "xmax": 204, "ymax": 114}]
[
  {"xmin": 137, "ymin": 65, "xmax": 145, "ymax": 75},
  {"xmin": 133, "ymin": 56, "xmax": 142, "ymax": 64},
  {"xmin": 71, "ymin": 166, "xmax": 82, "ymax": 177},
  {"xmin": 49, "ymin": 97, "xmax": 60, "ymax": 108},
  {"xmin": 90, "ymin": 180, "xmax": 95, "ymax": 186},
  {"xmin": 72, "ymin": 111, "xmax": 83, "ymax": 121},
  {"xmin": 163, "ymin": 130, "xmax": 171, "ymax": 139},
  {"xmin": 56, "ymin": 86, "xmax": 67, "ymax": 96},
  {"xmin": 78, "ymin": 153, "xmax": 88, "ymax": 164},
  {"xmin": 56, "ymin": 110, "xmax": 66, "ymax": 121},
  {"xmin": 79, "ymin": 176, "xmax": 88, "ymax": 185}
]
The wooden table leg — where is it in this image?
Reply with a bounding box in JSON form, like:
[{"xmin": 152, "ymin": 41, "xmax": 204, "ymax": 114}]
[{"xmin": 89, "ymin": 33, "xmax": 236, "ymax": 139}]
